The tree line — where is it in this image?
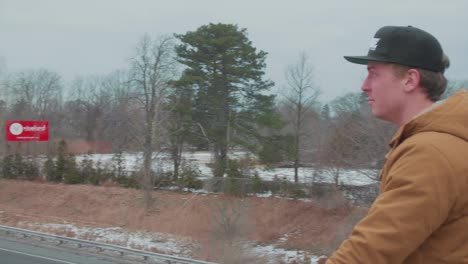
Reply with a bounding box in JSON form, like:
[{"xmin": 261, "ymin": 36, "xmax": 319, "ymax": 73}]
[{"xmin": 1, "ymin": 23, "xmax": 466, "ymax": 205}]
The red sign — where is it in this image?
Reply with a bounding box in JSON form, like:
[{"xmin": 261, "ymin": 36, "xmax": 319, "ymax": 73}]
[{"xmin": 6, "ymin": 121, "xmax": 49, "ymax": 141}]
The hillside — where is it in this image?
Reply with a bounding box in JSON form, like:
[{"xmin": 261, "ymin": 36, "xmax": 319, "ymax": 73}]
[{"xmin": 0, "ymin": 179, "xmax": 365, "ymax": 263}]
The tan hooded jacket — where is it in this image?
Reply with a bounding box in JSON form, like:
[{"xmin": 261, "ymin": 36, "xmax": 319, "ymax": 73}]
[{"xmin": 327, "ymin": 90, "xmax": 468, "ymax": 264}]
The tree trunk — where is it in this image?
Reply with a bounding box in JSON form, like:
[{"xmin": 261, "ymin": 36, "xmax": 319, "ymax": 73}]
[
  {"xmin": 214, "ymin": 144, "xmax": 226, "ymax": 177},
  {"xmin": 334, "ymin": 167, "xmax": 340, "ymax": 187},
  {"xmin": 294, "ymin": 159, "xmax": 299, "ymax": 183},
  {"xmin": 293, "ymin": 128, "xmax": 300, "ymax": 183},
  {"xmin": 293, "ymin": 103, "xmax": 302, "ymax": 183},
  {"xmin": 171, "ymin": 143, "xmax": 181, "ymax": 181},
  {"xmin": 142, "ymin": 123, "xmax": 153, "ymax": 208},
  {"xmin": 173, "ymin": 153, "xmax": 180, "ymax": 181}
]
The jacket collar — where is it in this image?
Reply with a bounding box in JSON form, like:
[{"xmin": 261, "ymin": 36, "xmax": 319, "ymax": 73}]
[{"xmin": 388, "ymin": 90, "xmax": 466, "ymax": 148}]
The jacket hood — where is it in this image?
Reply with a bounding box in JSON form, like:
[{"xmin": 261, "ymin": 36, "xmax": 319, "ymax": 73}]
[{"xmin": 390, "ymin": 89, "xmax": 468, "ymax": 147}]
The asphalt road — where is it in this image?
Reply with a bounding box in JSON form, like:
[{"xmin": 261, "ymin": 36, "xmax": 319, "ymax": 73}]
[{"xmin": 0, "ymin": 238, "xmax": 126, "ymax": 264}]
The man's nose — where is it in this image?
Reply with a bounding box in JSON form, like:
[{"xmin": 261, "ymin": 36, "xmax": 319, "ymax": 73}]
[{"xmin": 361, "ymin": 77, "xmax": 370, "ymax": 92}]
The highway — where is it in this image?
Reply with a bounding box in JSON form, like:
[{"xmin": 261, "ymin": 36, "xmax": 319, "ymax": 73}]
[{"xmin": 0, "ymin": 238, "xmax": 128, "ymax": 264}]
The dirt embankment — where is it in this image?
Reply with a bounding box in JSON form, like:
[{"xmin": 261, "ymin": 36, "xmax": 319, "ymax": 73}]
[{"xmin": 0, "ymin": 179, "xmax": 365, "ymax": 257}]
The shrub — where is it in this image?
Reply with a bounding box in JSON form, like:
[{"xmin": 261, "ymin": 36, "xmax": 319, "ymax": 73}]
[
  {"xmin": 62, "ymin": 154, "xmax": 82, "ymax": 184},
  {"xmin": 22, "ymin": 160, "xmax": 39, "ymax": 180},
  {"xmin": 309, "ymin": 183, "xmax": 327, "ymax": 199},
  {"xmin": 111, "ymin": 151, "xmax": 126, "ymax": 178},
  {"xmin": 209, "ymin": 160, "xmax": 225, "ymax": 178},
  {"xmin": 224, "ymin": 177, "xmax": 244, "ymax": 197},
  {"xmin": 2, "ymin": 154, "xmax": 21, "ymax": 179},
  {"xmin": 226, "ymin": 156, "xmax": 257, "ymax": 178},
  {"xmin": 316, "ymin": 186, "xmax": 350, "ymax": 211},
  {"xmin": 97, "ymin": 162, "xmax": 115, "ymax": 184},
  {"xmin": 63, "ymin": 167, "xmax": 82, "ymax": 184},
  {"xmin": 79, "ymin": 157, "xmax": 97, "ymax": 184},
  {"xmin": 115, "ymin": 173, "xmax": 140, "ymax": 189},
  {"xmin": 290, "ymin": 187, "xmax": 308, "ymax": 199},
  {"xmin": 251, "ymin": 172, "xmax": 266, "ymax": 193},
  {"xmin": 225, "ymin": 159, "xmax": 243, "ymax": 178},
  {"xmin": 44, "ymin": 156, "xmax": 59, "ymax": 182},
  {"xmin": 258, "ymin": 134, "xmax": 295, "ymax": 166},
  {"xmin": 178, "ymin": 162, "xmax": 203, "ymax": 189},
  {"xmin": 48, "ymin": 140, "xmax": 82, "ymax": 184},
  {"xmin": 1, "ymin": 154, "xmax": 39, "ymax": 180},
  {"xmin": 153, "ymin": 171, "xmax": 173, "ymax": 188}
]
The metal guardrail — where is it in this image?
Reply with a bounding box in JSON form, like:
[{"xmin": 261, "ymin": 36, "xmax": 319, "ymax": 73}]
[{"xmin": 0, "ymin": 224, "xmax": 216, "ymax": 264}]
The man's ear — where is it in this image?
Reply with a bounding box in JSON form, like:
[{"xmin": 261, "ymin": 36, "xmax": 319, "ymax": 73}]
[{"xmin": 403, "ymin": 69, "xmax": 421, "ymax": 92}]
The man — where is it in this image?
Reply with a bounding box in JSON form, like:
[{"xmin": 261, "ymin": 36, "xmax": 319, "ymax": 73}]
[{"xmin": 325, "ymin": 26, "xmax": 468, "ymax": 263}]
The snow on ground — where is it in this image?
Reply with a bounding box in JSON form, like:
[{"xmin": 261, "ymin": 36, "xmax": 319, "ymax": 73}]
[
  {"xmin": 257, "ymin": 167, "xmax": 377, "ymax": 186},
  {"xmin": 21, "ymin": 222, "xmax": 320, "ymax": 263},
  {"xmin": 310, "ymin": 255, "xmax": 328, "ymax": 264},
  {"xmin": 73, "ymin": 151, "xmax": 378, "ymax": 186},
  {"xmin": 252, "ymin": 244, "xmax": 307, "ymax": 263},
  {"xmin": 21, "ymin": 222, "xmax": 194, "ymax": 257}
]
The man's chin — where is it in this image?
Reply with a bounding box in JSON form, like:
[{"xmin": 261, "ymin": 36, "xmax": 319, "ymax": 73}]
[{"xmin": 371, "ymin": 109, "xmax": 385, "ymax": 119}]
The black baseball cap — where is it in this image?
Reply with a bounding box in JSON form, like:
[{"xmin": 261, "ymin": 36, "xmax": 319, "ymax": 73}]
[{"xmin": 344, "ymin": 26, "xmax": 444, "ymax": 72}]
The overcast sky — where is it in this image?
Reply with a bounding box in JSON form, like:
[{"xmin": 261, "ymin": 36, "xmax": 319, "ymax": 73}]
[{"xmin": 1, "ymin": 0, "xmax": 467, "ymax": 102}]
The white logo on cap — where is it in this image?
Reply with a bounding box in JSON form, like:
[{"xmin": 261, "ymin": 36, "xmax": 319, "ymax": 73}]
[
  {"xmin": 9, "ymin": 123, "xmax": 23, "ymax": 135},
  {"xmin": 369, "ymin": 38, "xmax": 380, "ymax": 51}
]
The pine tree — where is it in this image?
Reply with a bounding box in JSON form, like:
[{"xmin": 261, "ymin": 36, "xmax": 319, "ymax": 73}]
[
  {"xmin": 80, "ymin": 155, "xmax": 98, "ymax": 185},
  {"xmin": 175, "ymin": 23, "xmax": 280, "ymax": 177},
  {"xmin": 2, "ymin": 154, "xmax": 17, "ymax": 179},
  {"xmin": 112, "ymin": 150, "xmax": 126, "ymax": 179},
  {"xmin": 54, "ymin": 140, "xmax": 68, "ymax": 182},
  {"xmin": 53, "ymin": 140, "xmax": 81, "ymax": 184},
  {"xmin": 44, "ymin": 156, "xmax": 57, "ymax": 182},
  {"xmin": 62, "ymin": 153, "xmax": 80, "ymax": 184}
]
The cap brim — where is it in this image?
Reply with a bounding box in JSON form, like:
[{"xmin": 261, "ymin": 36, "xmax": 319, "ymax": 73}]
[
  {"xmin": 344, "ymin": 56, "xmax": 371, "ymax": 65},
  {"xmin": 344, "ymin": 55, "xmax": 394, "ymax": 65}
]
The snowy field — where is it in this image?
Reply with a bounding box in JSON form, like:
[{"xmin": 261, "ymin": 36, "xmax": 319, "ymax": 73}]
[{"xmin": 74, "ymin": 151, "xmax": 378, "ymax": 186}]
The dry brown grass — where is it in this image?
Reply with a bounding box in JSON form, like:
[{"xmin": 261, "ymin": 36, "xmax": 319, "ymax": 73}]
[
  {"xmin": 0, "ymin": 179, "xmax": 366, "ymax": 259},
  {"xmin": 197, "ymin": 197, "xmax": 255, "ymax": 263}
]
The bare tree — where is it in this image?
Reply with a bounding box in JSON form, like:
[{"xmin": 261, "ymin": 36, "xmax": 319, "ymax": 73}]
[
  {"xmin": 128, "ymin": 34, "xmax": 177, "ymax": 207},
  {"xmin": 318, "ymin": 92, "xmax": 395, "ymax": 185},
  {"xmin": 0, "ymin": 57, "xmax": 7, "ymax": 155},
  {"xmin": 0, "ymin": 99, "xmax": 7, "ymax": 156},
  {"xmin": 0, "ymin": 56, "xmax": 6, "ymax": 101},
  {"xmin": 352, "ymin": 107, "xmax": 395, "ymax": 180},
  {"xmin": 208, "ymin": 197, "xmax": 260, "ymax": 264},
  {"xmin": 101, "ymin": 70, "xmax": 136, "ymax": 151},
  {"xmin": 67, "ymin": 75, "xmax": 114, "ymax": 147},
  {"xmin": 281, "ymin": 52, "xmax": 320, "ymax": 183},
  {"xmin": 3, "ymin": 69, "xmax": 63, "ymax": 155},
  {"xmin": 320, "ymin": 112, "xmax": 360, "ymax": 185},
  {"xmin": 5, "ymin": 69, "xmax": 63, "ymax": 119}
]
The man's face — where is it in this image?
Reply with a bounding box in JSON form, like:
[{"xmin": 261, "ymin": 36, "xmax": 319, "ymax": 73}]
[{"xmin": 361, "ymin": 61, "xmax": 406, "ymax": 123}]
